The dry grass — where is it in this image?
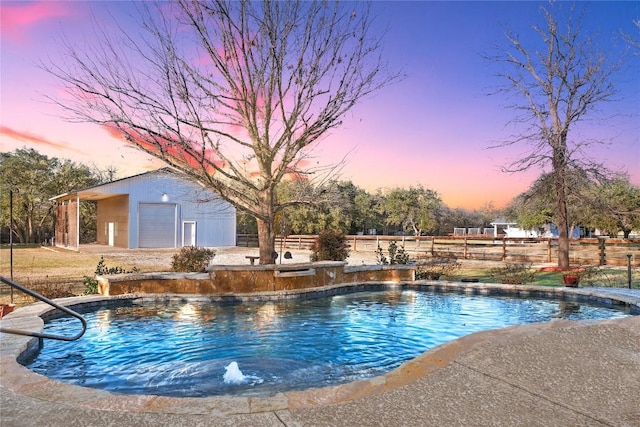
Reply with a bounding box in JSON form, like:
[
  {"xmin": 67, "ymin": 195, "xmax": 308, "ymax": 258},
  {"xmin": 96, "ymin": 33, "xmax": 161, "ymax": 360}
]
[{"xmin": 0, "ymin": 246, "xmax": 174, "ymax": 306}]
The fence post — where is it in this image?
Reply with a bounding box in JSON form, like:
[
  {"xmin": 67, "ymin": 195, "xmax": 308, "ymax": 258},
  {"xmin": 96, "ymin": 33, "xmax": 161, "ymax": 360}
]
[
  {"xmin": 628, "ymin": 254, "xmax": 633, "ymax": 289},
  {"xmin": 464, "ymin": 237, "xmax": 468, "ymax": 259},
  {"xmin": 502, "ymin": 239, "xmax": 506, "ymax": 261},
  {"xmin": 353, "ymin": 235, "xmax": 357, "ymax": 251},
  {"xmin": 430, "ymin": 237, "xmax": 435, "ymax": 257},
  {"xmin": 599, "ymin": 237, "xmax": 606, "ymax": 266},
  {"xmin": 547, "ymin": 239, "xmax": 552, "ymax": 263}
]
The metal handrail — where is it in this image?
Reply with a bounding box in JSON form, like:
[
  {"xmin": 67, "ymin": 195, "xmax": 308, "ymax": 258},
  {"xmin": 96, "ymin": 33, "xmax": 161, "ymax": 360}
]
[{"xmin": 0, "ymin": 276, "xmax": 87, "ymax": 341}]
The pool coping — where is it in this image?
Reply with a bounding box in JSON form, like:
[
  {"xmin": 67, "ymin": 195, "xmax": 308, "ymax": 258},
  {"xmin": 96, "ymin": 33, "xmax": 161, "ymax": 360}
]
[{"xmin": 1, "ymin": 282, "xmax": 639, "ymax": 415}]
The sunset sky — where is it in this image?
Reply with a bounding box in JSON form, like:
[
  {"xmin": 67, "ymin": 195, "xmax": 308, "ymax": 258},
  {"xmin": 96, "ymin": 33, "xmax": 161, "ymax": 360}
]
[{"xmin": 1, "ymin": 1, "xmax": 638, "ymax": 209}]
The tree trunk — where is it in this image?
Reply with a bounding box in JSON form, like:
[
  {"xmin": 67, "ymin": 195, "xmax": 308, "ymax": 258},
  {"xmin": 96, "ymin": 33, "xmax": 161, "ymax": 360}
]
[
  {"xmin": 256, "ymin": 218, "xmax": 276, "ymax": 265},
  {"xmin": 556, "ymin": 203, "xmax": 570, "ymax": 269},
  {"xmin": 553, "ymin": 150, "xmax": 571, "ymax": 270},
  {"xmin": 26, "ymin": 212, "xmax": 34, "ymax": 244}
]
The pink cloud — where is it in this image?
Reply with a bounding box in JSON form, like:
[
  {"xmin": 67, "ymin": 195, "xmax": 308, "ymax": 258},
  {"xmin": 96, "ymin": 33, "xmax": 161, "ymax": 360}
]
[
  {"xmin": 101, "ymin": 122, "xmax": 227, "ymax": 174},
  {"xmin": 0, "ymin": 126, "xmax": 86, "ymax": 154},
  {"xmin": 0, "ymin": 1, "xmax": 74, "ymax": 45}
]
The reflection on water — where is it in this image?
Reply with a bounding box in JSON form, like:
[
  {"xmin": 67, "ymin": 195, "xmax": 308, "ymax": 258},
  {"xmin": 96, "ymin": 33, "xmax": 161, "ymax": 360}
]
[
  {"xmin": 25, "ymin": 290, "xmax": 632, "ymax": 397},
  {"xmin": 558, "ymin": 301, "xmax": 581, "ymax": 316}
]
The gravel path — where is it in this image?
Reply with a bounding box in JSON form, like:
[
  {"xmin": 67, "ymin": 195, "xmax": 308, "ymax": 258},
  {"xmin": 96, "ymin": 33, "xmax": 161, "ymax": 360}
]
[{"xmin": 79, "ymin": 245, "xmax": 380, "ymax": 268}]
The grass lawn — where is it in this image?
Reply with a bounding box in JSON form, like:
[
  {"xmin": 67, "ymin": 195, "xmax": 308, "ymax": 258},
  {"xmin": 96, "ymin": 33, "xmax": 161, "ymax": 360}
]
[{"xmin": 443, "ymin": 265, "xmax": 639, "ymax": 288}]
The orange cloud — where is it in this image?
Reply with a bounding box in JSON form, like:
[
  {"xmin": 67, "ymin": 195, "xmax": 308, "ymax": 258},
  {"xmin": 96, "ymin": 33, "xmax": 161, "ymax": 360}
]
[
  {"xmin": 0, "ymin": 126, "xmax": 86, "ymax": 154},
  {"xmin": 0, "ymin": 1, "xmax": 74, "ymax": 45}
]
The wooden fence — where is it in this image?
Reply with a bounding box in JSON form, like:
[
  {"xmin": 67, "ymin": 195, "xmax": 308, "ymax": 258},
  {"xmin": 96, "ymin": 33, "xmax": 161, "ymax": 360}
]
[{"xmin": 238, "ymin": 234, "xmax": 640, "ymax": 267}]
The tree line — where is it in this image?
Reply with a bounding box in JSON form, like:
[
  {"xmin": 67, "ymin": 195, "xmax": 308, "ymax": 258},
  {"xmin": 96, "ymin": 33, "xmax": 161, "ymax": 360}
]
[
  {"xmin": 2, "ymin": 148, "xmax": 638, "ymax": 246},
  {"xmin": 0, "ymin": 148, "xmax": 116, "ymax": 244},
  {"xmin": 241, "ymin": 171, "xmax": 640, "ymax": 239}
]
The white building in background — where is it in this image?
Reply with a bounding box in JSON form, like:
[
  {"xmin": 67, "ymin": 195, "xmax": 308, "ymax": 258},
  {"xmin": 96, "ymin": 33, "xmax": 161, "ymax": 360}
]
[
  {"xmin": 51, "ymin": 168, "xmax": 236, "ymax": 250},
  {"xmin": 489, "ymin": 219, "xmax": 581, "ymax": 238},
  {"xmin": 489, "ymin": 219, "xmax": 542, "ymax": 238}
]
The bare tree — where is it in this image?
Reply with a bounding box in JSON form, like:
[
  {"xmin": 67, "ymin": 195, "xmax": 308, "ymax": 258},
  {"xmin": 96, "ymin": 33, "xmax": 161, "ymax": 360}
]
[
  {"xmin": 488, "ymin": 3, "xmax": 621, "ymax": 269},
  {"xmin": 44, "ymin": 1, "xmax": 398, "ymax": 264}
]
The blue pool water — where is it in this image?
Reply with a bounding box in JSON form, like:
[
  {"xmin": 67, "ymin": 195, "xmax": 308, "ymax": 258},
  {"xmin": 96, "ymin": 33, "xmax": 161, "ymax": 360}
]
[{"xmin": 25, "ymin": 289, "xmax": 631, "ymax": 397}]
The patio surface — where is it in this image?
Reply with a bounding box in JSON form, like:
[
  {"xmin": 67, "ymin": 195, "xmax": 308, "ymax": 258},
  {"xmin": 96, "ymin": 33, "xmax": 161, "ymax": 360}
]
[{"xmin": 1, "ymin": 286, "xmax": 639, "ymax": 427}]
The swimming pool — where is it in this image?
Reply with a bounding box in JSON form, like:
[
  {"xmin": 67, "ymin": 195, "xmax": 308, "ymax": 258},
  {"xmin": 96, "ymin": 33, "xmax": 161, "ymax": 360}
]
[{"xmin": 24, "ymin": 288, "xmax": 631, "ymax": 397}]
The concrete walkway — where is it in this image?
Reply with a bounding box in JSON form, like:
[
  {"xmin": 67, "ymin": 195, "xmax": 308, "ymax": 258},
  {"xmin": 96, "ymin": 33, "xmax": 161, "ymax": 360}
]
[{"xmin": 2, "ymin": 291, "xmax": 639, "ymax": 426}]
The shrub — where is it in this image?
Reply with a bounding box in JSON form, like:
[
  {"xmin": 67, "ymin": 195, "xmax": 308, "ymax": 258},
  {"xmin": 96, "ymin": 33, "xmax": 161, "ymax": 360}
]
[
  {"xmin": 310, "ymin": 230, "xmax": 350, "ymax": 261},
  {"xmin": 415, "ymin": 256, "xmax": 461, "ymax": 280},
  {"xmin": 376, "ymin": 241, "xmax": 411, "ymax": 265},
  {"xmin": 489, "ymin": 262, "xmax": 535, "ymax": 285},
  {"xmin": 83, "ymin": 276, "xmax": 99, "ymax": 295},
  {"xmin": 579, "ymin": 265, "xmax": 639, "ymax": 288},
  {"xmin": 36, "ymin": 282, "xmax": 75, "ymax": 299},
  {"xmin": 171, "ymin": 246, "xmax": 216, "ymax": 272},
  {"xmin": 83, "ymin": 256, "xmax": 140, "ymax": 294}
]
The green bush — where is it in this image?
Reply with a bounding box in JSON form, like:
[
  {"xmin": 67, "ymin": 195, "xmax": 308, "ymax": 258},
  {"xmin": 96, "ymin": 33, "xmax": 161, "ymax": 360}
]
[
  {"xmin": 171, "ymin": 246, "xmax": 216, "ymax": 272},
  {"xmin": 489, "ymin": 262, "xmax": 536, "ymax": 285},
  {"xmin": 376, "ymin": 241, "xmax": 411, "ymax": 265},
  {"xmin": 310, "ymin": 230, "xmax": 350, "ymax": 261},
  {"xmin": 83, "ymin": 276, "xmax": 99, "ymax": 295},
  {"xmin": 83, "ymin": 257, "xmax": 139, "ymax": 294}
]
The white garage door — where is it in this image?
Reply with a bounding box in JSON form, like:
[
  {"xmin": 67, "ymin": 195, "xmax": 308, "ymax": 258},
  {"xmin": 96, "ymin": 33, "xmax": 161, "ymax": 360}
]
[{"xmin": 138, "ymin": 203, "xmax": 176, "ymax": 248}]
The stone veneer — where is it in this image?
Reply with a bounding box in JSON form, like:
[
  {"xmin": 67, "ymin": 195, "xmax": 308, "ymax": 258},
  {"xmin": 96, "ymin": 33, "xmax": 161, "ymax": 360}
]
[{"xmin": 97, "ymin": 262, "xmax": 417, "ymax": 296}]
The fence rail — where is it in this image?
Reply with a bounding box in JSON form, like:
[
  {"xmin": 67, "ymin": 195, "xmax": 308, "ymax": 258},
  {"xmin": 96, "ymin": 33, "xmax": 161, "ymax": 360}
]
[{"xmin": 246, "ymin": 234, "xmax": 640, "ymax": 267}]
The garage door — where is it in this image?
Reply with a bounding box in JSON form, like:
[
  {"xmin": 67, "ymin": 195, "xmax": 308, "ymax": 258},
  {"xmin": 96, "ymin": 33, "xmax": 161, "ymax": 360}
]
[{"xmin": 138, "ymin": 203, "xmax": 176, "ymax": 248}]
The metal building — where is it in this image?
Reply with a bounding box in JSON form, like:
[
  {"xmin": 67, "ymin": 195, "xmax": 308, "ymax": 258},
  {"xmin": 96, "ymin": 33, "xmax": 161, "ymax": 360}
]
[{"xmin": 51, "ymin": 168, "xmax": 236, "ymax": 249}]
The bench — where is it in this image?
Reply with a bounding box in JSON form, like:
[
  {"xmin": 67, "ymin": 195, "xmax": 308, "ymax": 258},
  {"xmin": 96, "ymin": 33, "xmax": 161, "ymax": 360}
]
[{"xmin": 245, "ymin": 255, "xmax": 260, "ymax": 265}]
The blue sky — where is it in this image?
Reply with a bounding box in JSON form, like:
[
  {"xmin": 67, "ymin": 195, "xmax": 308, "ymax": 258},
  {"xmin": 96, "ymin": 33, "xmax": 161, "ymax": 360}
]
[{"xmin": 1, "ymin": 1, "xmax": 638, "ymax": 208}]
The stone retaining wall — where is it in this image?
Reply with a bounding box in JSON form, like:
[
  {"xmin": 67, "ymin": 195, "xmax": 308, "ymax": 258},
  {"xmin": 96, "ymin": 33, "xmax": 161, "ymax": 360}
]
[{"xmin": 97, "ymin": 262, "xmax": 416, "ymax": 296}]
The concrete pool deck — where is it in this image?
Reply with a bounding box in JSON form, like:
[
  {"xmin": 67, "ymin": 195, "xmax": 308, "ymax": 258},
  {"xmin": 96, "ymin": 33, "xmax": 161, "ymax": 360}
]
[{"xmin": 1, "ymin": 285, "xmax": 639, "ymax": 426}]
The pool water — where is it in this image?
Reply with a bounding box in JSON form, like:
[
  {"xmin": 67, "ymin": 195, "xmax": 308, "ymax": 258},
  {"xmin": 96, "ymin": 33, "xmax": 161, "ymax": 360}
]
[{"xmin": 25, "ymin": 289, "xmax": 631, "ymax": 397}]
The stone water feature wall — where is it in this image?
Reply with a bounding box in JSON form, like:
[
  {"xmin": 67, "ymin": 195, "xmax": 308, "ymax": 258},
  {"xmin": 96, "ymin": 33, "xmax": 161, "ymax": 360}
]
[{"xmin": 97, "ymin": 262, "xmax": 416, "ymax": 296}]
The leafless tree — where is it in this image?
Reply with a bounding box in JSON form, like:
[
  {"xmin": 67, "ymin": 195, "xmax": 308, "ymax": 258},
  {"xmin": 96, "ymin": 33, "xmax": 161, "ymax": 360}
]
[
  {"xmin": 44, "ymin": 0, "xmax": 399, "ymax": 264},
  {"xmin": 488, "ymin": 3, "xmax": 621, "ymax": 269}
]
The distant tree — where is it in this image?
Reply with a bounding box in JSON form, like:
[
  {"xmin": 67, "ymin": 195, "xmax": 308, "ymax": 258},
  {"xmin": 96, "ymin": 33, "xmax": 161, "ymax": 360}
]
[
  {"xmin": 586, "ymin": 176, "xmax": 640, "ymax": 238},
  {"xmin": 0, "ymin": 148, "xmax": 104, "ymax": 244},
  {"xmin": 435, "ymin": 204, "xmax": 499, "ymax": 236},
  {"xmin": 505, "ymin": 170, "xmax": 595, "ymax": 237},
  {"xmin": 379, "ymin": 185, "xmax": 441, "ymax": 236},
  {"xmin": 236, "ymin": 210, "xmax": 258, "ymax": 236},
  {"xmin": 352, "ymin": 186, "xmax": 382, "ymax": 235},
  {"xmin": 45, "ymin": 1, "xmax": 399, "ymax": 264},
  {"xmin": 277, "ymin": 180, "xmax": 352, "ymax": 234},
  {"xmin": 488, "ymin": 3, "xmax": 623, "ymax": 269}
]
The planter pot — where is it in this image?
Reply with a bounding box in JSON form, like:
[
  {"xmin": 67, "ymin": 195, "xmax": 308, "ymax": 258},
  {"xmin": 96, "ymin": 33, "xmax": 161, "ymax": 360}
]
[
  {"xmin": 0, "ymin": 304, "xmax": 16, "ymax": 318},
  {"xmin": 562, "ymin": 274, "xmax": 580, "ymax": 287}
]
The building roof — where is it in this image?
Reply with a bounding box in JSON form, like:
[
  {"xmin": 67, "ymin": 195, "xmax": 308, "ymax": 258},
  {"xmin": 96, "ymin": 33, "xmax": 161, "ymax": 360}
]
[
  {"xmin": 490, "ymin": 218, "xmax": 518, "ymax": 226},
  {"xmin": 49, "ymin": 167, "xmax": 185, "ymax": 202}
]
